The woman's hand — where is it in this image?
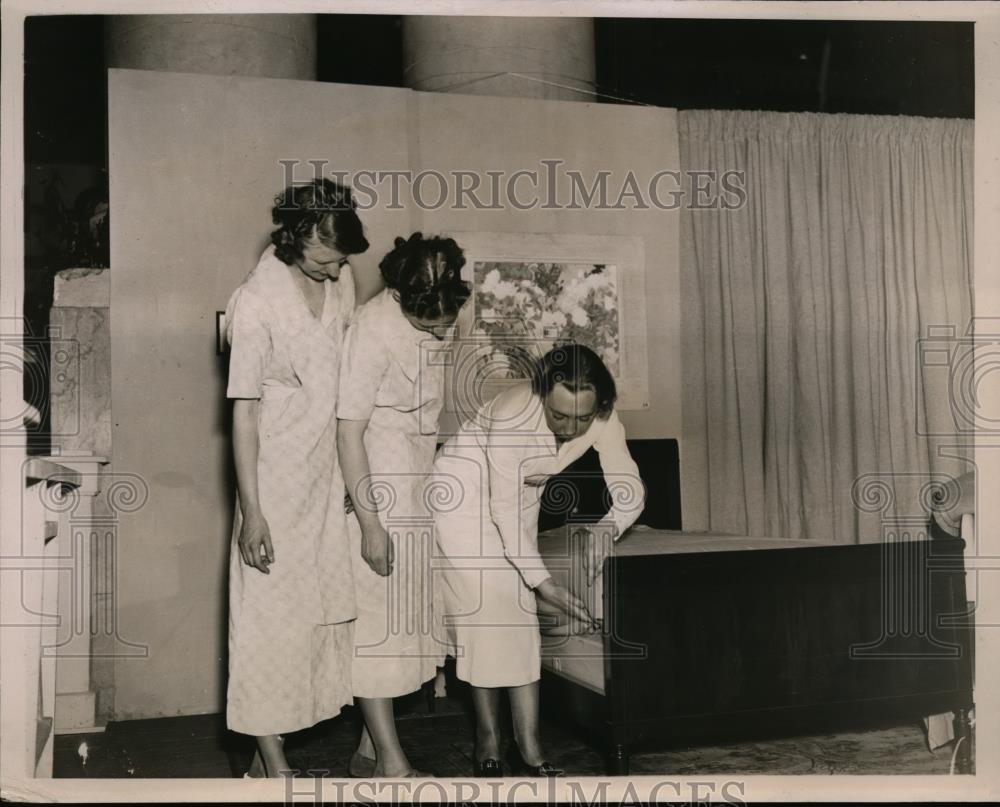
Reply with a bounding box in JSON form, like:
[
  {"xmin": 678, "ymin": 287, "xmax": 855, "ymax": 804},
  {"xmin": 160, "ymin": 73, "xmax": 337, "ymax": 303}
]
[
  {"xmin": 537, "ymin": 594, "xmax": 599, "ymax": 636},
  {"xmin": 238, "ymin": 509, "xmax": 274, "ymax": 574},
  {"xmin": 361, "ymin": 523, "xmax": 394, "ymax": 577},
  {"xmin": 534, "ymin": 577, "xmax": 597, "ymax": 630}
]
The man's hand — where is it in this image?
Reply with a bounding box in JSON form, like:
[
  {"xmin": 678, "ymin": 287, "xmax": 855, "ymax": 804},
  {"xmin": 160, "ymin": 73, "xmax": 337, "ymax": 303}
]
[
  {"xmin": 344, "ymin": 492, "xmax": 355, "ymax": 516},
  {"xmin": 535, "ymin": 577, "xmax": 597, "ymax": 630},
  {"xmin": 576, "ymin": 522, "xmax": 618, "ymax": 584},
  {"xmin": 238, "ymin": 509, "xmax": 274, "ymax": 574},
  {"xmin": 361, "ymin": 523, "xmax": 394, "ymax": 577}
]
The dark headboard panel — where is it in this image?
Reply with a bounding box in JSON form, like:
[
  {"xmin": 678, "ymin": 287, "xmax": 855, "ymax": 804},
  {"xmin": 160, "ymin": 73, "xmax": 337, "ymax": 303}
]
[{"xmin": 537, "ymin": 438, "xmax": 681, "ymax": 533}]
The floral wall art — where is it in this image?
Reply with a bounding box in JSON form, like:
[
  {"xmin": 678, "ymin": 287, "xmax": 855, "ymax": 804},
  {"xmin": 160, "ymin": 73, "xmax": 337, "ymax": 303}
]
[
  {"xmin": 444, "ymin": 231, "xmax": 650, "ymax": 419},
  {"xmin": 474, "ymin": 260, "xmax": 621, "ymax": 377}
]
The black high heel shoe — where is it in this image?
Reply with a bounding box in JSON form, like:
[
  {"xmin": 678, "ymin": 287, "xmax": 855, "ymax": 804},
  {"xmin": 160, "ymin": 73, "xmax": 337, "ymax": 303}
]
[
  {"xmin": 474, "ymin": 757, "xmax": 504, "ymax": 777},
  {"xmin": 508, "ymin": 746, "xmax": 564, "ymax": 777}
]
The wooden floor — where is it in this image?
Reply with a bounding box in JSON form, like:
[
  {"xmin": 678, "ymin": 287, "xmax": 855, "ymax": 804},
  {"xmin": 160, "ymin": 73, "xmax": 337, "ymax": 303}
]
[{"xmin": 54, "ymin": 681, "xmax": 966, "ymax": 779}]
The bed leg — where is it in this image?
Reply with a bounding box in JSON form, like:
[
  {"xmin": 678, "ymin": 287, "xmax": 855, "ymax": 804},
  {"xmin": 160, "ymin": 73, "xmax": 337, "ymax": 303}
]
[
  {"xmin": 610, "ymin": 743, "xmax": 629, "ymax": 776},
  {"xmin": 953, "ymin": 707, "xmax": 974, "ymax": 774}
]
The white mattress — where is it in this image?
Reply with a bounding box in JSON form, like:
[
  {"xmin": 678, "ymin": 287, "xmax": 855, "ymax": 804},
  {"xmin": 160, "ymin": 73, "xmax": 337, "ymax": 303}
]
[{"xmin": 540, "ymin": 631, "xmax": 605, "ymax": 693}]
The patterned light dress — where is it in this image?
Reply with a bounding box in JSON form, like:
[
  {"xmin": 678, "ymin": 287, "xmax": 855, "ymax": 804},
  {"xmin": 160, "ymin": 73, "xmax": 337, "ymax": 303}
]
[
  {"xmin": 337, "ymin": 289, "xmax": 449, "ymax": 698},
  {"xmin": 432, "ymin": 382, "xmax": 644, "ymax": 688},
  {"xmin": 225, "ymin": 245, "xmax": 357, "ymax": 736}
]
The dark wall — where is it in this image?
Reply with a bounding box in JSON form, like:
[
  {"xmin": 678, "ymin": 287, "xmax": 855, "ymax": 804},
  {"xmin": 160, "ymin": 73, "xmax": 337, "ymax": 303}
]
[
  {"xmin": 596, "ymin": 19, "xmax": 974, "ymax": 117},
  {"xmin": 316, "ymin": 14, "xmax": 404, "ymax": 89},
  {"xmin": 25, "ymin": 15, "xmax": 974, "ymax": 167},
  {"xmin": 25, "ymin": 15, "xmax": 107, "ymax": 164}
]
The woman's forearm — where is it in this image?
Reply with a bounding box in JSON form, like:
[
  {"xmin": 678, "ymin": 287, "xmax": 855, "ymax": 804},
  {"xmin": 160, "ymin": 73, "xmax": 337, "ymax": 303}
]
[
  {"xmin": 337, "ymin": 419, "xmax": 382, "ymax": 533},
  {"xmin": 233, "ymin": 399, "xmax": 263, "ymax": 518}
]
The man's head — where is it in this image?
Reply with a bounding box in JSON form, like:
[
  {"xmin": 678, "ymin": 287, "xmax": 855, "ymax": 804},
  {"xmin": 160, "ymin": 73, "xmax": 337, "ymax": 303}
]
[{"xmin": 531, "ymin": 344, "xmax": 616, "ymax": 443}]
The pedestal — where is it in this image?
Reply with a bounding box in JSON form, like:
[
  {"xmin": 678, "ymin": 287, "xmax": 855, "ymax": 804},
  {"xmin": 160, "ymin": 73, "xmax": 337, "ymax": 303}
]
[
  {"xmin": 48, "ymin": 267, "xmax": 113, "ymax": 730},
  {"xmin": 43, "ymin": 454, "xmax": 108, "ymax": 731}
]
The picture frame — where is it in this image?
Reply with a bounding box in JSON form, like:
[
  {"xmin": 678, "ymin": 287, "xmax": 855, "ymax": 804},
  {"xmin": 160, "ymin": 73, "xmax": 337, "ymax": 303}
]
[{"xmin": 446, "ymin": 231, "xmax": 649, "ymax": 417}]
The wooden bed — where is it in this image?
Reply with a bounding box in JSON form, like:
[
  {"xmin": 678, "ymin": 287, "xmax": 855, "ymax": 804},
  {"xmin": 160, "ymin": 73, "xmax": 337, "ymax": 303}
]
[{"xmin": 535, "ymin": 442, "xmax": 975, "ymax": 775}]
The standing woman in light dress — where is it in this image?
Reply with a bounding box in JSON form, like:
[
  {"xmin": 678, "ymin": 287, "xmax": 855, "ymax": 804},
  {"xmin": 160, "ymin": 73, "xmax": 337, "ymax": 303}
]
[
  {"xmin": 225, "ymin": 179, "xmax": 374, "ymax": 778},
  {"xmin": 337, "ymin": 233, "xmax": 470, "ymax": 778}
]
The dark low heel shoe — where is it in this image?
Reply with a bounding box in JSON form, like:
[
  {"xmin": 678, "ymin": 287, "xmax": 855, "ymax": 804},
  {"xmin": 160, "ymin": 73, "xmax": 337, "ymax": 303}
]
[
  {"xmin": 475, "ymin": 758, "xmax": 504, "ymax": 777},
  {"xmin": 508, "ymin": 746, "xmax": 564, "ymax": 777},
  {"xmin": 524, "ymin": 761, "xmax": 563, "ymax": 777}
]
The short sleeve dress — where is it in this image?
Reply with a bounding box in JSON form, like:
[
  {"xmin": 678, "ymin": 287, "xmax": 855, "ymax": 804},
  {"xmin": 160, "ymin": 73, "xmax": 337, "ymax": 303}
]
[
  {"xmin": 337, "ymin": 289, "xmax": 449, "ymax": 698},
  {"xmin": 225, "ymin": 245, "xmax": 357, "ymax": 737}
]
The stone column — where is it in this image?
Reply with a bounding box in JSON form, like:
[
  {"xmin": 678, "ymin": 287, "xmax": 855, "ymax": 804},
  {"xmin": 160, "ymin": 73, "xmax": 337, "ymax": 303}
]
[
  {"xmin": 106, "ymin": 14, "xmax": 317, "ymax": 80},
  {"xmin": 49, "ymin": 269, "xmax": 112, "ymax": 729},
  {"xmin": 402, "ymin": 16, "xmax": 595, "ymax": 100}
]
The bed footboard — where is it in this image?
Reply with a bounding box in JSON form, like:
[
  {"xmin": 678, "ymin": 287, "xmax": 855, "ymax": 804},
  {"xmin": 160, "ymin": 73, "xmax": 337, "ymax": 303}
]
[{"xmin": 541, "ymin": 529, "xmax": 974, "ymax": 774}]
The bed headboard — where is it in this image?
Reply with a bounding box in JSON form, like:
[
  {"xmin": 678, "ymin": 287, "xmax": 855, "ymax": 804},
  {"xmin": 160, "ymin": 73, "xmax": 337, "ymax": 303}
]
[{"xmin": 537, "ymin": 438, "xmax": 682, "ymax": 533}]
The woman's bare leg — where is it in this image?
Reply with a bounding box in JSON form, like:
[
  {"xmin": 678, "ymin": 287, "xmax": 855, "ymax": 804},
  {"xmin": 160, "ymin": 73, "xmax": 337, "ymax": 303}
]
[
  {"xmin": 247, "ymin": 734, "xmax": 288, "ymax": 778},
  {"xmin": 470, "ymin": 686, "xmax": 503, "ymax": 761},
  {"xmin": 356, "ymin": 696, "xmax": 412, "ymax": 776},
  {"xmin": 508, "ymin": 681, "xmax": 544, "ymax": 766},
  {"xmin": 356, "ymin": 722, "xmax": 376, "ymax": 759}
]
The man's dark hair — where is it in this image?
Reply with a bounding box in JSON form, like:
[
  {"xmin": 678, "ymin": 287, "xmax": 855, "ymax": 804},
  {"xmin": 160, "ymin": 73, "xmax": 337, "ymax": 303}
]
[{"xmin": 530, "ymin": 343, "xmax": 616, "ymax": 418}]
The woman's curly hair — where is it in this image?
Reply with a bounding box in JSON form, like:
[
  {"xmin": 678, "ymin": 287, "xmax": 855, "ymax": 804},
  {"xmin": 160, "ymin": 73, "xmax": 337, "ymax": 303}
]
[
  {"xmin": 270, "ymin": 178, "xmax": 369, "ymax": 265},
  {"xmin": 379, "ymin": 232, "xmax": 471, "ymax": 320}
]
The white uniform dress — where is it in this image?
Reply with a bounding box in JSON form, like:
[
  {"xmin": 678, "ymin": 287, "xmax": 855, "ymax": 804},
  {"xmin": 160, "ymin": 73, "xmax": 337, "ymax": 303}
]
[
  {"xmin": 432, "ymin": 381, "xmax": 645, "ymax": 688},
  {"xmin": 337, "ymin": 289, "xmax": 448, "ymax": 698},
  {"xmin": 225, "ymin": 245, "xmax": 357, "ymax": 736}
]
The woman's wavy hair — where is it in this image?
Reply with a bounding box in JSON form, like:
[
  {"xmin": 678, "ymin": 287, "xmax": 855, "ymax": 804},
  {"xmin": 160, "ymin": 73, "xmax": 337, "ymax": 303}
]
[
  {"xmin": 530, "ymin": 343, "xmax": 617, "ymax": 418},
  {"xmin": 270, "ymin": 178, "xmax": 369, "ymax": 265},
  {"xmin": 379, "ymin": 232, "xmax": 471, "ymax": 321}
]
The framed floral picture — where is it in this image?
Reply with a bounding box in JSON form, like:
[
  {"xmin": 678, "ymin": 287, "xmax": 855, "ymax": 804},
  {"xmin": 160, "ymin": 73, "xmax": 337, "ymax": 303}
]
[
  {"xmin": 444, "ymin": 231, "xmax": 649, "ymax": 419},
  {"xmin": 474, "ymin": 260, "xmax": 621, "ymax": 377}
]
